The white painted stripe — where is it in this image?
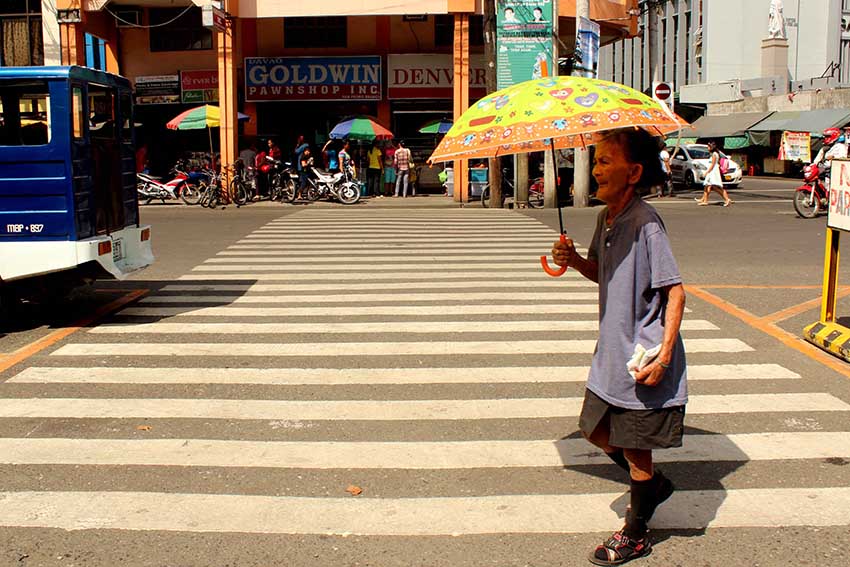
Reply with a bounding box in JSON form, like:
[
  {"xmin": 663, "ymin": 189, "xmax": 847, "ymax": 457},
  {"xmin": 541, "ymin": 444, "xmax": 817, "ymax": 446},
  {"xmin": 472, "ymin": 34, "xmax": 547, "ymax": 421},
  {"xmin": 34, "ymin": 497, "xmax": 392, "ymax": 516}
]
[
  {"xmin": 161, "ymin": 280, "xmax": 597, "ymax": 291},
  {"xmin": 176, "ymin": 271, "xmax": 584, "ymax": 281},
  {"xmin": 0, "ymin": 488, "xmax": 847, "ymax": 534},
  {"xmin": 215, "ymin": 252, "xmax": 584, "ymax": 259},
  {"xmin": 261, "ymin": 223, "xmax": 547, "ymax": 229},
  {"xmin": 90, "ymin": 319, "xmax": 719, "ymax": 335},
  {"xmin": 0, "ymin": 394, "xmax": 845, "ymax": 420},
  {"xmin": 118, "ymin": 304, "xmax": 601, "ymax": 317},
  {"xmin": 2, "ymin": 432, "xmax": 847, "ymax": 469},
  {"xmin": 204, "ymin": 256, "xmax": 554, "ymax": 263},
  {"xmin": 7, "ymin": 363, "xmax": 799, "ymax": 385},
  {"xmin": 227, "ymin": 243, "xmax": 562, "ymax": 250},
  {"xmin": 239, "ymin": 238, "xmax": 562, "ymax": 244},
  {"xmin": 139, "ymin": 292, "xmax": 601, "ymax": 304},
  {"xmin": 51, "ymin": 338, "xmax": 750, "ymax": 357},
  {"xmin": 249, "ymin": 230, "xmax": 556, "ymax": 236},
  {"xmin": 192, "ymin": 263, "xmax": 561, "ymax": 271}
]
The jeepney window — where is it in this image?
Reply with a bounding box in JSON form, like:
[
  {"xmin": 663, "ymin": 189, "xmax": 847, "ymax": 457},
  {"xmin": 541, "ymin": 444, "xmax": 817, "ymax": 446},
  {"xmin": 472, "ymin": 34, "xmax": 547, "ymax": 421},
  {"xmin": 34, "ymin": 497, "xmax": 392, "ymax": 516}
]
[
  {"xmin": 88, "ymin": 83, "xmax": 116, "ymax": 140},
  {"xmin": 72, "ymin": 86, "xmax": 84, "ymax": 139},
  {"xmin": 0, "ymin": 80, "xmax": 50, "ymax": 145},
  {"xmin": 119, "ymin": 92, "xmax": 132, "ymax": 141}
]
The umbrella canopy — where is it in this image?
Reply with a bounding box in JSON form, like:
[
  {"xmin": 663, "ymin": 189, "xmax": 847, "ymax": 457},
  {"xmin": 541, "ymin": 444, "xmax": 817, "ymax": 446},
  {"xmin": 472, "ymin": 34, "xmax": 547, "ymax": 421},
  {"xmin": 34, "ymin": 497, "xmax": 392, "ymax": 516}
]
[
  {"xmin": 166, "ymin": 105, "xmax": 249, "ymax": 130},
  {"xmin": 429, "ymin": 76, "xmax": 689, "ymax": 163},
  {"xmin": 419, "ymin": 119, "xmax": 454, "ymax": 135},
  {"xmin": 329, "ymin": 116, "xmax": 393, "ymax": 141}
]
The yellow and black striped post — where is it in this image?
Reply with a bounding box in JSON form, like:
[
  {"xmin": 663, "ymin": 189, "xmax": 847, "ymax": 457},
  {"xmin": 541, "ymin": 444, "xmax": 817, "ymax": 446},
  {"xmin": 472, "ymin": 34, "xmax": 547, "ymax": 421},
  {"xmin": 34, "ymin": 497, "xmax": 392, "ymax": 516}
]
[{"xmin": 804, "ymin": 223, "xmax": 850, "ymax": 361}]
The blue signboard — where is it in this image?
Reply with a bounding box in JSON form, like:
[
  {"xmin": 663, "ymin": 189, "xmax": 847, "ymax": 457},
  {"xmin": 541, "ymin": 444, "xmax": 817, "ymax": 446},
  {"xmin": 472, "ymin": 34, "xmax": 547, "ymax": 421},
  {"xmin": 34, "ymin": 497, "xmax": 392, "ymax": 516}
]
[{"xmin": 245, "ymin": 56, "xmax": 382, "ymax": 102}]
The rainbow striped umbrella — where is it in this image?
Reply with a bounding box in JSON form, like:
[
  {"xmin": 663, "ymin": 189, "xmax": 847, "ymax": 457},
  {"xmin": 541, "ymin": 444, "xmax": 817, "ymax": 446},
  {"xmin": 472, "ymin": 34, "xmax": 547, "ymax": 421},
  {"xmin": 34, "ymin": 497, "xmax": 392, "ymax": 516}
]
[
  {"xmin": 329, "ymin": 116, "xmax": 393, "ymax": 141},
  {"xmin": 166, "ymin": 105, "xmax": 249, "ymax": 130},
  {"xmin": 419, "ymin": 119, "xmax": 453, "ymax": 135}
]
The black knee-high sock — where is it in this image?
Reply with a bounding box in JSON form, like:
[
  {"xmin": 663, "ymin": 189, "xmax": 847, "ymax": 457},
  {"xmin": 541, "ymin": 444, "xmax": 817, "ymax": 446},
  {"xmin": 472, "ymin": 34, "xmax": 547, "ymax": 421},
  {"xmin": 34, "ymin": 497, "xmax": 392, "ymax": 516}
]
[
  {"xmin": 623, "ymin": 477, "xmax": 654, "ymax": 539},
  {"xmin": 605, "ymin": 449, "xmax": 631, "ymax": 472}
]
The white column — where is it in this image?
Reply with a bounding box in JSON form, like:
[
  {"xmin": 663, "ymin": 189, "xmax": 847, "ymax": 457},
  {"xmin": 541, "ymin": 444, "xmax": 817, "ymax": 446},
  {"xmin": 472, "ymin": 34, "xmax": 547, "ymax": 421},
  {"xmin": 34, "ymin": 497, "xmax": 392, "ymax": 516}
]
[{"xmin": 41, "ymin": 0, "xmax": 62, "ymax": 66}]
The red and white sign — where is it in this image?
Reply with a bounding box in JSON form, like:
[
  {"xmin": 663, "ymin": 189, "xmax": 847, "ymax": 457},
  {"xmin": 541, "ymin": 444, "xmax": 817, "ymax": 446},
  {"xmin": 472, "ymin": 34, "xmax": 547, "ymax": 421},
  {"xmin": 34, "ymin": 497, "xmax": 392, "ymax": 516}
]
[
  {"xmin": 829, "ymin": 159, "xmax": 850, "ymax": 231},
  {"xmin": 388, "ymin": 54, "xmax": 487, "ymax": 100},
  {"xmin": 652, "ymin": 81, "xmax": 674, "ymax": 111}
]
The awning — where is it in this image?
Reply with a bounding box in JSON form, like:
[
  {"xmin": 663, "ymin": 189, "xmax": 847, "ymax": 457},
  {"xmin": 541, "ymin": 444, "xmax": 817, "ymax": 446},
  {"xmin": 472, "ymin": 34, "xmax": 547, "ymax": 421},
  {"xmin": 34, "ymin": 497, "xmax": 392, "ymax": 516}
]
[
  {"xmin": 687, "ymin": 111, "xmax": 774, "ymax": 138},
  {"xmin": 748, "ymin": 109, "xmax": 850, "ymax": 135}
]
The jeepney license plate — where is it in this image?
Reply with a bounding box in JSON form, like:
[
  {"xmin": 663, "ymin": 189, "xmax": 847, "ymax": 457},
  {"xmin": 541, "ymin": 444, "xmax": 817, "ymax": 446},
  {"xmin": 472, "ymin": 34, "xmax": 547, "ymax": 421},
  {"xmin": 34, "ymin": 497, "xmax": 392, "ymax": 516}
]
[{"xmin": 112, "ymin": 238, "xmax": 123, "ymax": 261}]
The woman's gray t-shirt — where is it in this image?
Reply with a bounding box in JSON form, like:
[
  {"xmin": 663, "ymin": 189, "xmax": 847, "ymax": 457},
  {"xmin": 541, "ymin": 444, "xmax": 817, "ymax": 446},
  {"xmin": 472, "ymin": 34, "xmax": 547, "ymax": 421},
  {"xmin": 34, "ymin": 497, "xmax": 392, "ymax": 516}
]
[{"xmin": 585, "ymin": 197, "xmax": 687, "ymax": 410}]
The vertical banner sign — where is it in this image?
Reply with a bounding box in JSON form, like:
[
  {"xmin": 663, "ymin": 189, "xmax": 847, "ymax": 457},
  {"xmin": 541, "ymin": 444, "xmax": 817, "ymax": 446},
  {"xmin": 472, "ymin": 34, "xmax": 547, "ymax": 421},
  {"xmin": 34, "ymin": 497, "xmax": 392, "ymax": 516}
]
[
  {"xmin": 496, "ymin": 0, "xmax": 555, "ymax": 89},
  {"xmin": 778, "ymin": 131, "xmax": 811, "ymax": 162},
  {"xmin": 574, "ymin": 16, "xmax": 601, "ymax": 79},
  {"xmin": 829, "ymin": 159, "xmax": 850, "ymax": 231}
]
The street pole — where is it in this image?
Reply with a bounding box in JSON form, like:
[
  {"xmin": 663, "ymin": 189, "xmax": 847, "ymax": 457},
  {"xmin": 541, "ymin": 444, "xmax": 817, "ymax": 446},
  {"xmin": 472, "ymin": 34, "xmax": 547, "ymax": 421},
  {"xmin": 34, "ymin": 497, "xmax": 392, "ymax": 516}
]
[
  {"xmin": 648, "ymin": 0, "xmax": 660, "ymax": 86},
  {"xmin": 543, "ymin": 1, "xmax": 560, "ymax": 208},
  {"xmin": 572, "ymin": 0, "xmax": 591, "ymax": 208},
  {"xmin": 484, "ymin": 0, "xmax": 503, "ymax": 207}
]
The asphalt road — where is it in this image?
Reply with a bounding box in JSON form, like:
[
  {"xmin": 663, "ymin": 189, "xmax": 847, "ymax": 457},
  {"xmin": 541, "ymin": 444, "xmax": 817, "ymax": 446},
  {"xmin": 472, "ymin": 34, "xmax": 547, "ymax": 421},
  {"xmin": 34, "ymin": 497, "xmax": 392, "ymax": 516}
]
[{"xmin": 2, "ymin": 175, "xmax": 849, "ymax": 567}]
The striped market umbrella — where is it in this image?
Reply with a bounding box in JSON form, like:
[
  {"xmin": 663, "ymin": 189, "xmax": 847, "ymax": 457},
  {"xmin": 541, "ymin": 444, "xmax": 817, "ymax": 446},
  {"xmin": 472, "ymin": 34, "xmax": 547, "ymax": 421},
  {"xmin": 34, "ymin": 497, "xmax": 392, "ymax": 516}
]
[
  {"xmin": 329, "ymin": 116, "xmax": 393, "ymax": 141},
  {"xmin": 419, "ymin": 119, "xmax": 453, "ymax": 135},
  {"xmin": 166, "ymin": 105, "xmax": 249, "ymax": 130},
  {"xmin": 166, "ymin": 105, "xmax": 250, "ymax": 166}
]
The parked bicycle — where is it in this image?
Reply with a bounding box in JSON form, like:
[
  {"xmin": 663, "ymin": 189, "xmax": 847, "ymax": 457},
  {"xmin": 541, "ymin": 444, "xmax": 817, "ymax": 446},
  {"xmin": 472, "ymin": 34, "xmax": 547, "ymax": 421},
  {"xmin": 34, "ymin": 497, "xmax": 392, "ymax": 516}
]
[
  {"xmin": 226, "ymin": 160, "xmax": 250, "ymax": 207},
  {"xmin": 481, "ymin": 168, "xmax": 545, "ymax": 208}
]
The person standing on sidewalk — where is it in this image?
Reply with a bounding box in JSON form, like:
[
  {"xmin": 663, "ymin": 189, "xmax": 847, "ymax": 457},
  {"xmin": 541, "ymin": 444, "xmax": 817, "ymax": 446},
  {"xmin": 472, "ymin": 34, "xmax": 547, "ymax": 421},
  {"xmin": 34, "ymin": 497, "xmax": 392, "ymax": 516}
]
[
  {"xmin": 383, "ymin": 141, "xmax": 397, "ymax": 196},
  {"xmin": 393, "ymin": 140, "xmax": 412, "ymax": 197},
  {"xmin": 367, "ymin": 140, "xmax": 384, "ymax": 197},
  {"xmin": 294, "ymin": 135, "xmax": 310, "ymax": 197},
  {"xmin": 657, "ymin": 147, "xmax": 672, "ymax": 198},
  {"xmin": 551, "ymin": 128, "xmax": 687, "ymax": 566}
]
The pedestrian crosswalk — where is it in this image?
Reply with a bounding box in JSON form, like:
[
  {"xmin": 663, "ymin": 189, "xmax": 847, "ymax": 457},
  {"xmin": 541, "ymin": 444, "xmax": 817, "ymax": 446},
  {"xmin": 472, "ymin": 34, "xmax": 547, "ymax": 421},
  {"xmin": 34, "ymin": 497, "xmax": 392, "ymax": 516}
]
[{"xmin": 1, "ymin": 207, "xmax": 849, "ymax": 554}]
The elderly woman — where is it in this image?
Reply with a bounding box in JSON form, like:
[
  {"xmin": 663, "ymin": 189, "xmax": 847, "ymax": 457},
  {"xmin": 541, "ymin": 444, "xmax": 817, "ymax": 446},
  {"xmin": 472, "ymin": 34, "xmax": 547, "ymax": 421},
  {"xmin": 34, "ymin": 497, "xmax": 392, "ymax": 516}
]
[{"xmin": 552, "ymin": 128, "xmax": 687, "ymax": 566}]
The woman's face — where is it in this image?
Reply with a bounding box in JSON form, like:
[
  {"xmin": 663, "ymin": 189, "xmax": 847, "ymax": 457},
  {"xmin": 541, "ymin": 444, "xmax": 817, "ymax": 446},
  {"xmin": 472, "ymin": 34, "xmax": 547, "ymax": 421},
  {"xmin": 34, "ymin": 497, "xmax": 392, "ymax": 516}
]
[{"xmin": 592, "ymin": 137, "xmax": 643, "ymax": 204}]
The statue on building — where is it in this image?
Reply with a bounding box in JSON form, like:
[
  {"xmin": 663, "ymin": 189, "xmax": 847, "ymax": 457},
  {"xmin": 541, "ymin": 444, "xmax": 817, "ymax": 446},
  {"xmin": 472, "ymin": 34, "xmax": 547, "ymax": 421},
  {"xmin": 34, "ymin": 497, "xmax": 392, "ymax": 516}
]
[{"xmin": 768, "ymin": 0, "xmax": 787, "ymax": 39}]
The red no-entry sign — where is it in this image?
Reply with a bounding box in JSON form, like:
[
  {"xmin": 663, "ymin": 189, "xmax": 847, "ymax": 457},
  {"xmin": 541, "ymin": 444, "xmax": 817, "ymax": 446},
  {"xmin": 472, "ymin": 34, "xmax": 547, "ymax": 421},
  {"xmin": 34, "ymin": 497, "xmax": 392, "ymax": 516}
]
[{"xmin": 654, "ymin": 83, "xmax": 672, "ymax": 100}]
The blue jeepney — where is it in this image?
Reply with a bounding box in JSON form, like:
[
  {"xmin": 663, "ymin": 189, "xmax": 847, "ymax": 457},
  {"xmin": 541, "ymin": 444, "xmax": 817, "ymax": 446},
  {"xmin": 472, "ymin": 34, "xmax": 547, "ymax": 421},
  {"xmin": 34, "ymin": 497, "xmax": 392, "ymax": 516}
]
[{"xmin": 0, "ymin": 66, "xmax": 153, "ymax": 302}]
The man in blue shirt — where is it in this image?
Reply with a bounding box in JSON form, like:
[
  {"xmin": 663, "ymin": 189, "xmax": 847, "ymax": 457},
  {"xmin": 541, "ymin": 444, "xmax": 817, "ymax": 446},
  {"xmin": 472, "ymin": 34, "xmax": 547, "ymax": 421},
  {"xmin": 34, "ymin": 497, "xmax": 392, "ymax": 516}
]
[
  {"xmin": 552, "ymin": 128, "xmax": 687, "ymax": 566},
  {"xmin": 294, "ymin": 135, "xmax": 310, "ymax": 196}
]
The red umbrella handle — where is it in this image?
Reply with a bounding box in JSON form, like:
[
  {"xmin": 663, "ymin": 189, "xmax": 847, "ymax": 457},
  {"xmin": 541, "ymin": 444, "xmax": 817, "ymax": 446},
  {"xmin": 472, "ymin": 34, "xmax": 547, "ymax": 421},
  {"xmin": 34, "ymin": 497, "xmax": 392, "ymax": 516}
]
[{"xmin": 540, "ymin": 234, "xmax": 568, "ymax": 277}]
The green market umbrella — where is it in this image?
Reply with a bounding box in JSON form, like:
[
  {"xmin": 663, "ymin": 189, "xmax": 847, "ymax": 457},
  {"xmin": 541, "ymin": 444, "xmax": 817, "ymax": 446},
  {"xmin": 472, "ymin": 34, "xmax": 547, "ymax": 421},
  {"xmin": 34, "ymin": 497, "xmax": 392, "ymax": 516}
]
[
  {"xmin": 419, "ymin": 119, "xmax": 453, "ymax": 135},
  {"xmin": 329, "ymin": 116, "xmax": 393, "ymax": 141}
]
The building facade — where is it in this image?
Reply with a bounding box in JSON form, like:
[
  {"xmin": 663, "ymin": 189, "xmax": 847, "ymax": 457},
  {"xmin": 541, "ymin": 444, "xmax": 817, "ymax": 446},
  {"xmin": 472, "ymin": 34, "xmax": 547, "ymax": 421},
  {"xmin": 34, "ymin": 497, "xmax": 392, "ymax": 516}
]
[{"xmin": 6, "ymin": 1, "xmax": 639, "ymax": 193}]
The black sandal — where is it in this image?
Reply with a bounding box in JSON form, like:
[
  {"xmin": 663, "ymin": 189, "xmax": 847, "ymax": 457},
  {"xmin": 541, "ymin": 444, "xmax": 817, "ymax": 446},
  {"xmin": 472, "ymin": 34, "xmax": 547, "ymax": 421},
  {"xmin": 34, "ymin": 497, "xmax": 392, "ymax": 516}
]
[{"xmin": 588, "ymin": 530, "xmax": 652, "ymax": 566}]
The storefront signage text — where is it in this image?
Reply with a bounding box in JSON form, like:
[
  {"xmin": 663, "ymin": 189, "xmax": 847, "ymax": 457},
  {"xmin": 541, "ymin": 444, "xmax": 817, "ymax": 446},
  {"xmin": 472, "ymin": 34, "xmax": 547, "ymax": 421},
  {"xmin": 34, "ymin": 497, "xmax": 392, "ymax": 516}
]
[
  {"xmin": 388, "ymin": 54, "xmax": 486, "ymax": 100},
  {"xmin": 134, "ymin": 75, "xmax": 180, "ymax": 105},
  {"xmin": 245, "ymin": 56, "xmax": 382, "ymax": 101},
  {"xmin": 779, "ymin": 131, "xmax": 811, "ymax": 162},
  {"xmin": 496, "ymin": 0, "xmax": 555, "ymax": 89},
  {"xmin": 181, "ymin": 70, "xmax": 219, "ymax": 103}
]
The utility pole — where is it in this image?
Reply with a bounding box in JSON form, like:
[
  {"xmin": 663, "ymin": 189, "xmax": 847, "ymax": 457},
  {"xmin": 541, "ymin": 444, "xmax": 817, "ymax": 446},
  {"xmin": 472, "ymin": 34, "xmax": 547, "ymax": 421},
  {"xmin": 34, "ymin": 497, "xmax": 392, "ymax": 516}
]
[
  {"xmin": 572, "ymin": 0, "xmax": 591, "ymax": 208},
  {"xmin": 543, "ymin": 1, "xmax": 559, "ymax": 208},
  {"xmin": 648, "ymin": 0, "xmax": 661, "ymax": 86},
  {"xmin": 484, "ymin": 0, "xmax": 502, "ymax": 207}
]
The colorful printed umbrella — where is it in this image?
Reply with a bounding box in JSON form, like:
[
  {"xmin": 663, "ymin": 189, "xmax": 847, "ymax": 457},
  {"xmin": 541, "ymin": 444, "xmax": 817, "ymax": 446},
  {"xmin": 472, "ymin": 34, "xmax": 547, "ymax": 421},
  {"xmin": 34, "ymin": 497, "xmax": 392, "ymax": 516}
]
[
  {"xmin": 428, "ymin": 76, "xmax": 689, "ymax": 163},
  {"xmin": 166, "ymin": 105, "xmax": 249, "ymax": 131},
  {"xmin": 329, "ymin": 116, "xmax": 393, "ymax": 141},
  {"xmin": 419, "ymin": 119, "xmax": 453, "ymax": 135}
]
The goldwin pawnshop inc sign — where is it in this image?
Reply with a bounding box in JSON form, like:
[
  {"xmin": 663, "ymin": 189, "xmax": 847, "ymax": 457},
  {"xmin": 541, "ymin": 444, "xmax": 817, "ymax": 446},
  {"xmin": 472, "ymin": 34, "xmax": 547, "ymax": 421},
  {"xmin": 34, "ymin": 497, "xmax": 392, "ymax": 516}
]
[{"xmin": 245, "ymin": 56, "xmax": 381, "ymax": 101}]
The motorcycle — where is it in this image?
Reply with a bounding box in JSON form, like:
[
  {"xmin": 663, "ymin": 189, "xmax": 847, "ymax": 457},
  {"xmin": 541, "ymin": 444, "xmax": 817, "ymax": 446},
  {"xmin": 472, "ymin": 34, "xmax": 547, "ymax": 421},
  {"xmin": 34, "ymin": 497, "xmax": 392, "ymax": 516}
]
[
  {"xmin": 794, "ymin": 163, "xmax": 829, "ymax": 219},
  {"xmin": 136, "ymin": 160, "xmax": 207, "ymax": 205},
  {"xmin": 306, "ymin": 166, "xmax": 361, "ymax": 205},
  {"xmin": 259, "ymin": 156, "xmax": 297, "ymax": 203}
]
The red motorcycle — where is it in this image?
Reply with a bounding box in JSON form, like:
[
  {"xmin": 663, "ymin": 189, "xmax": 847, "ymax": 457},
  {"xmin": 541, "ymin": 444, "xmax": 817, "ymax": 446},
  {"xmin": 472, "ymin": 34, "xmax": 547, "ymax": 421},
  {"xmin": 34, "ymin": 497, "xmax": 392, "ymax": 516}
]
[{"xmin": 794, "ymin": 163, "xmax": 829, "ymax": 218}]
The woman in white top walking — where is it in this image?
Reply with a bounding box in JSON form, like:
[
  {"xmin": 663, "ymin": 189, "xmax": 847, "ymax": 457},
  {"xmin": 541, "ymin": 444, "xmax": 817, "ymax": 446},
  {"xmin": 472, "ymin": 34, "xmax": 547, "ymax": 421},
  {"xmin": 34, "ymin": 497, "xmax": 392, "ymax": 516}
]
[{"xmin": 696, "ymin": 141, "xmax": 733, "ymax": 206}]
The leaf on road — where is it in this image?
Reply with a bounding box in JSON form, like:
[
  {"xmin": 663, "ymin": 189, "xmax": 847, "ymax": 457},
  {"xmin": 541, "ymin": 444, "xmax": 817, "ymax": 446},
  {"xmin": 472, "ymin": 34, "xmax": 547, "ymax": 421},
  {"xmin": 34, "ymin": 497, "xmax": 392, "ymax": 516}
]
[
  {"xmin": 345, "ymin": 485, "xmax": 363, "ymax": 496},
  {"xmin": 136, "ymin": 425, "xmax": 152, "ymax": 431}
]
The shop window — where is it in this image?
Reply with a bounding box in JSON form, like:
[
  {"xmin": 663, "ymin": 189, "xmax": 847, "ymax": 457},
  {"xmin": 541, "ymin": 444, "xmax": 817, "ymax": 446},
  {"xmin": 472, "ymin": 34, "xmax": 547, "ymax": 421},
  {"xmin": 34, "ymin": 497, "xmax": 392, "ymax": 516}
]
[
  {"xmin": 284, "ymin": 17, "xmax": 347, "ymax": 49},
  {"xmin": 434, "ymin": 15, "xmax": 484, "ymax": 47},
  {"xmin": 0, "ymin": 81, "xmax": 51, "ymax": 146},
  {"xmin": 149, "ymin": 7, "xmax": 212, "ymax": 52},
  {"xmin": 72, "ymin": 86, "xmax": 84, "ymax": 140},
  {"xmin": 0, "ymin": 0, "xmax": 43, "ymax": 66},
  {"xmin": 88, "ymin": 84, "xmax": 117, "ymax": 140}
]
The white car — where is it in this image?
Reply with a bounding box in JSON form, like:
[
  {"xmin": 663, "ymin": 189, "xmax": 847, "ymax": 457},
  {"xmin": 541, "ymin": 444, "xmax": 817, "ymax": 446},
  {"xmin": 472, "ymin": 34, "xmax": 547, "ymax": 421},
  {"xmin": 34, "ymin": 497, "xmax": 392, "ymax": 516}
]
[{"xmin": 669, "ymin": 144, "xmax": 743, "ymax": 188}]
